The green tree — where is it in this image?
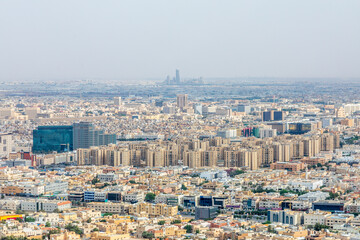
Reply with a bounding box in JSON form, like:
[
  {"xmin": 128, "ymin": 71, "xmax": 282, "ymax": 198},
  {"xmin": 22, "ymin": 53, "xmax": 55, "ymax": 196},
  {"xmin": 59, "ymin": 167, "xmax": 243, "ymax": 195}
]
[
  {"xmin": 171, "ymin": 220, "xmax": 182, "ymax": 224},
  {"xmin": 268, "ymin": 225, "xmax": 275, "ymax": 233},
  {"xmin": 142, "ymin": 231, "xmax": 154, "ymax": 239},
  {"xmin": 181, "ymin": 184, "xmax": 188, "ymax": 190},
  {"xmin": 314, "ymin": 223, "xmax": 329, "ymax": 231},
  {"xmin": 25, "ymin": 217, "xmax": 36, "ymax": 222},
  {"xmin": 327, "ymin": 192, "xmax": 339, "ymax": 200},
  {"xmin": 184, "ymin": 224, "xmax": 193, "ymax": 233},
  {"xmin": 91, "ymin": 177, "xmax": 100, "ymax": 185},
  {"xmin": 65, "ymin": 223, "xmax": 83, "ymax": 235},
  {"xmin": 145, "ymin": 193, "xmax": 156, "ymax": 202},
  {"xmin": 15, "ymin": 210, "xmax": 25, "ymax": 214},
  {"xmin": 158, "ymin": 220, "xmax": 166, "ymax": 225},
  {"xmin": 45, "ymin": 222, "xmax": 51, "ymax": 227},
  {"xmin": 48, "ymin": 229, "xmax": 61, "ymax": 235},
  {"xmin": 86, "ymin": 218, "xmax": 92, "ymax": 223},
  {"xmin": 92, "ymin": 228, "xmax": 99, "ymax": 232}
]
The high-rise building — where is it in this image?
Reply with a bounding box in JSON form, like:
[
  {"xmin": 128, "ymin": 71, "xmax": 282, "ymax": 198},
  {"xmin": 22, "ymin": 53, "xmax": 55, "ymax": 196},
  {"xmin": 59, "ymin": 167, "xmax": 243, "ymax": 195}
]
[
  {"xmin": 32, "ymin": 126, "xmax": 73, "ymax": 154},
  {"xmin": 0, "ymin": 133, "xmax": 14, "ymax": 158},
  {"xmin": 335, "ymin": 107, "xmax": 346, "ymax": 118},
  {"xmin": 288, "ymin": 123, "xmax": 313, "ymax": 135},
  {"xmin": 273, "ymin": 111, "xmax": 284, "ymax": 121},
  {"xmin": 163, "ymin": 106, "xmax": 176, "ymax": 114},
  {"xmin": 194, "ymin": 104, "xmax": 203, "ymax": 115},
  {"xmin": 33, "ymin": 123, "xmax": 116, "ymax": 154},
  {"xmin": 237, "ymin": 105, "xmax": 251, "ymax": 113},
  {"xmin": 175, "ymin": 69, "xmax": 180, "ymax": 83},
  {"xmin": 262, "ymin": 110, "xmax": 284, "ymax": 121},
  {"xmin": 259, "ymin": 128, "xmax": 277, "ymax": 138},
  {"xmin": 113, "ymin": 97, "xmax": 122, "ymax": 107},
  {"xmin": 73, "ymin": 122, "xmax": 93, "ymax": 149},
  {"xmin": 262, "ymin": 111, "xmax": 273, "ymax": 121},
  {"xmin": 321, "ymin": 118, "xmax": 333, "ymax": 128},
  {"xmin": 73, "ymin": 122, "xmax": 116, "ymax": 149},
  {"xmin": 176, "ymin": 94, "xmax": 188, "ymax": 108}
]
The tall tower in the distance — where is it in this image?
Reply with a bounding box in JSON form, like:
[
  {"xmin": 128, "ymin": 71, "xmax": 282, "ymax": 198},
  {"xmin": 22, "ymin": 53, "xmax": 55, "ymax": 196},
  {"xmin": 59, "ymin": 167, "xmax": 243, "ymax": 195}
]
[{"xmin": 175, "ymin": 69, "xmax": 180, "ymax": 84}]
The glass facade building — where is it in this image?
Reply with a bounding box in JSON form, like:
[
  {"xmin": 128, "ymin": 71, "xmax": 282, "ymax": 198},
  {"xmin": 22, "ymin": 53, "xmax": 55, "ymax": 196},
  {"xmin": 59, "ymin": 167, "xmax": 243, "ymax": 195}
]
[
  {"xmin": 33, "ymin": 122, "xmax": 116, "ymax": 154},
  {"xmin": 73, "ymin": 122, "xmax": 116, "ymax": 149},
  {"xmin": 32, "ymin": 126, "xmax": 73, "ymax": 153}
]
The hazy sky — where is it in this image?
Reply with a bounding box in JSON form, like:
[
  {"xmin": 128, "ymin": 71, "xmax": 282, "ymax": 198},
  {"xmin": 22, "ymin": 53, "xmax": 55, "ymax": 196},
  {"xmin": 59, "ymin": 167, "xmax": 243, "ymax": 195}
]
[{"xmin": 1, "ymin": 0, "xmax": 359, "ymax": 82}]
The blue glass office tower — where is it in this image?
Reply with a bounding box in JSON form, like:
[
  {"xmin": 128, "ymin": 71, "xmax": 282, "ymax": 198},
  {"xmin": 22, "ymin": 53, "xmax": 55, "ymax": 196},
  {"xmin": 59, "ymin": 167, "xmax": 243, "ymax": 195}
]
[
  {"xmin": 33, "ymin": 122, "xmax": 116, "ymax": 154},
  {"xmin": 32, "ymin": 126, "xmax": 73, "ymax": 153}
]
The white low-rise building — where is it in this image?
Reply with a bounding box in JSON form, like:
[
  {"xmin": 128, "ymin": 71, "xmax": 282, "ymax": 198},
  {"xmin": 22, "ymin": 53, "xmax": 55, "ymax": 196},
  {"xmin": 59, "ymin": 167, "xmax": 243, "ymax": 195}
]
[
  {"xmin": 122, "ymin": 192, "xmax": 144, "ymax": 203},
  {"xmin": 288, "ymin": 180, "xmax": 323, "ymax": 191},
  {"xmin": 98, "ymin": 173, "xmax": 118, "ymax": 182},
  {"xmin": 21, "ymin": 200, "xmax": 71, "ymax": 212},
  {"xmin": 44, "ymin": 181, "xmax": 68, "ymax": 194},
  {"xmin": 304, "ymin": 210, "xmax": 331, "ymax": 226},
  {"xmin": 298, "ymin": 191, "xmax": 329, "ymax": 202},
  {"xmin": 22, "ymin": 184, "xmax": 45, "ymax": 196}
]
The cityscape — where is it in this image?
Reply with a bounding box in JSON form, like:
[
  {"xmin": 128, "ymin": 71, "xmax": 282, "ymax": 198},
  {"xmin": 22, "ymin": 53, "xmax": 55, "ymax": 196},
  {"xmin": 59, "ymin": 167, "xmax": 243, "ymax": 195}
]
[
  {"xmin": 1, "ymin": 0, "xmax": 360, "ymax": 240},
  {"xmin": 1, "ymin": 77, "xmax": 360, "ymax": 239}
]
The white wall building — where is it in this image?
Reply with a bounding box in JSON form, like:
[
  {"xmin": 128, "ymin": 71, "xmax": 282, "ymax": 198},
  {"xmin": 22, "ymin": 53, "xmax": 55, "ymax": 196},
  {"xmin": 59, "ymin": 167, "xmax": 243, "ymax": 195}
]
[
  {"xmin": 22, "ymin": 184, "xmax": 45, "ymax": 196},
  {"xmin": 122, "ymin": 192, "xmax": 144, "ymax": 203},
  {"xmin": 45, "ymin": 181, "xmax": 68, "ymax": 194},
  {"xmin": 0, "ymin": 133, "xmax": 14, "ymax": 158},
  {"xmin": 304, "ymin": 210, "xmax": 331, "ymax": 226},
  {"xmin": 288, "ymin": 180, "xmax": 323, "ymax": 191},
  {"xmin": 259, "ymin": 128, "xmax": 277, "ymax": 139},
  {"xmin": 21, "ymin": 200, "xmax": 71, "ymax": 212}
]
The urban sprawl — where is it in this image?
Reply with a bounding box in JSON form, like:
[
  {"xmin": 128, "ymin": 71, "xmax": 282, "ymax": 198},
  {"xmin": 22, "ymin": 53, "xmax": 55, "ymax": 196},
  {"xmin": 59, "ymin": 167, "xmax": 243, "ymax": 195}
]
[{"xmin": 1, "ymin": 79, "xmax": 360, "ymax": 240}]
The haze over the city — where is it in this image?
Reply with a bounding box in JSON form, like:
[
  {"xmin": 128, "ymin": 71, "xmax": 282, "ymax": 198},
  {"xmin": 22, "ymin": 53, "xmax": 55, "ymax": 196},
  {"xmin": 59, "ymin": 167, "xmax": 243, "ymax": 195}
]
[{"xmin": 1, "ymin": 0, "xmax": 360, "ymax": 82}]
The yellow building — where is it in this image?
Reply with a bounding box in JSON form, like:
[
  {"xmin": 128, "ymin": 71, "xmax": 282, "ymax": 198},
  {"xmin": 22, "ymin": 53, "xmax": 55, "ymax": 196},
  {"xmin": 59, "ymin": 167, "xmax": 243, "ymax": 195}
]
[
  {"xmin": 341, "ymin": 118, "xmax": 354, "ymax": 127},
  {"xmin": 175, "ymin": 228, "xmax": 187, "ymax": 237},
  {"xmin": 90, "ymin": 233, "xmax": 130, "ymax": 240},
  {"xmin": 1, "ymin": 186, "xmax": 24, "ymax": 195},
  {"xmin": 163, "ymin": 226, "xmax": 177, "ymax": 237},
  {"xmin": 128, "ymin": 202, "xmax": 178, "ymax": 217}
]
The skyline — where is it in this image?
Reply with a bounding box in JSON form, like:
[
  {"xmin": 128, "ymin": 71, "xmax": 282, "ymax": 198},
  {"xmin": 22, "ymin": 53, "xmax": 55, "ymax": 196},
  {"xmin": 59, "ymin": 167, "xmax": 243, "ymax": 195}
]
[{"xmin": 1, "ymin": 0, "xmax": 360, "ymax": 82}]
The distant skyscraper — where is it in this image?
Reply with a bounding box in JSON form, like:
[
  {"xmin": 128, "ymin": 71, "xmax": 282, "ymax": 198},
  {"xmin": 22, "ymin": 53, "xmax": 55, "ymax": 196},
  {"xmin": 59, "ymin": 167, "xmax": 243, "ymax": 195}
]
[
  {"xmin": 175, "ymin": 69, "xmax": 180, "ymax": 83},
  {"xmin": 194, "ymin": 104, "xmax": 203, "ymax": 115},
  {"xmin": 262, "ymin": 111, "xmax": 273, "ymax": 121},
  {"xmin": 262, "ymin": 110, "xmax": 284, "ymax": 121},
  {"xmin": 113, "ymin": 97, "xmax": 122, "ymax": 107},
  {"xmin": 237, "ymin": 105, "xmax": 251, "ymax": 114},
  {"xmin": 273, "ymin": 111, "xmax": 284, "ymax": 121},
  {"xmin": 177, "ymin": 94, "xmax": 188, "ymax": 109}
]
